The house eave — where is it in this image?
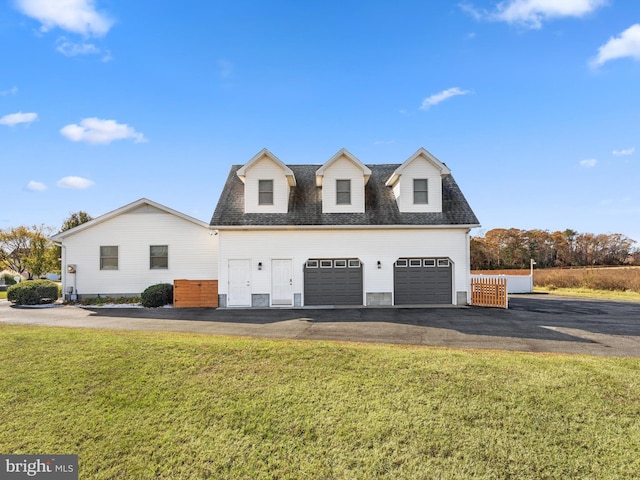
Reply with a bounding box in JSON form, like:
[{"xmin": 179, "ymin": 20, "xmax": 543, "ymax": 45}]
[{"xmin": 211, "ymin": 223, "xmax": 481, "ymax": 231}]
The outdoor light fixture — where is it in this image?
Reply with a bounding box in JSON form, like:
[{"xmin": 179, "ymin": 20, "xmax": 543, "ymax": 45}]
[
  {"xmin": 377, "ymin": 261, "xmax": 381, "ymax": 269},
  {"xmin": 67, "ymin": 264, "xmax": 76, "ymax": 274},
  {"xmin": 258, "ymin": 262, "xmax": 263, "ymax": 271}
]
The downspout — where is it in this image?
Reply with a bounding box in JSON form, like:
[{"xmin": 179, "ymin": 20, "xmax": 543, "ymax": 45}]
[{"xmin": 54, "ymin": 241, "xmax": 67, "ymax": 300}]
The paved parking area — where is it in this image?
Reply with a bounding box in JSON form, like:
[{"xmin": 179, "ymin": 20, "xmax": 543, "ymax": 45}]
[{"xmin": 1, "ymin": 295, "xmax": 640, "ymax": 357}]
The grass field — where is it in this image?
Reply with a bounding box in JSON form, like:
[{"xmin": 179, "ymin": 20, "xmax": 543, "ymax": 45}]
[
  {"xmin": 1, "ymin": 325, "xmax": 639, "ymax": 479},
  {"xmin": 0, "ymin": 291, "xmax": 6, "ymax": 300},
  {"xmin": 473, "ymin": 266, "xmax": 640, "ymax": 301}
]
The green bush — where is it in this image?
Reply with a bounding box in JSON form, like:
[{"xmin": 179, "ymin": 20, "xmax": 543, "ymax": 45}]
[
  {"xmin": 1, "ymin": 273, "xmax": 18, "ymax": 286},
  {"xmin": 7, "ymin": 280, "xmax": 59, "ymax": 306},
  {"xmin": 141, "ymin": 283, "xmax": 173, "ymax": 308}
]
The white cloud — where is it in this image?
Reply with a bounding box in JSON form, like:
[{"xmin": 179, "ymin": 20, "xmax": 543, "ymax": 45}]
[
  {"xmin": 15, "ymin": 0, "xmax": 113, "ymax": 37},
  {"xmin": 60, "ymin": 118, "xmax": 146, "ymax": 144},
  {"xmin": 590, "ymin": 24, "xmax": 640, "ymax": 68},
  {"xmin": 463, "ymin": 0, "xmax": 607, "ymax": 29},
  {"xmin": 420, "ymin": 87, "xmax": 471, "ymax": 110},
  {"xmin": 0, "ymin": 112, "xmax": 38, "ymax": 126},
  {"xmin": 612, "ymin": 147, "xmax": 635, "ymax": 156},
  {"xmin": 56, "ymin": 38, "xmax": 100, "ymax": 56},
  {"xmin": 579, "ymin": 158, "xmax": 598, "ymax": 168},
  {"xmin": 57, "ymin": 176, "xmax": 95, "ymax": 189},
  {"xmin": 27, "ymin": 181, "xmax": 47, "ymax": 191},
  {"xmin": 1, "ymin": 87, "xmax": 18, "ymax": 96}
]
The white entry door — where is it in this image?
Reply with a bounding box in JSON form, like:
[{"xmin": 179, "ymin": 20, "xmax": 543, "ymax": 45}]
[
  {"xmin": 228, "ymin": 259, "xmax": 251, "ymax": 306},
  {"xmin": 271, "ymin": 259, "xmax": 293, "ymax": 306}
]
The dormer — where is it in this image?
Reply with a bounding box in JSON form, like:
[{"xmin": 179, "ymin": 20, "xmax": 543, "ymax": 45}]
[
  {"xmin": 236, "ymin": 149, "xmax": 296, "ymax": 213},
  {"xmin": 385, "ymin": 148, "xmax": 451, "ymax": 213},
  {"xmin": 315, "ymin": 149, "xmax": 371, "ymax": 213}
]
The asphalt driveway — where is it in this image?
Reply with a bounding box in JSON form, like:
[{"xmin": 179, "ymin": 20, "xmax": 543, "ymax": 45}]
[{"xmin": 1, "ymin": 295, "xmax": 639, "ymax": 357}]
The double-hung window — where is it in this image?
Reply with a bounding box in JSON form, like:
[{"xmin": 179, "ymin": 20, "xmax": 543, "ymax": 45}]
[
  {"xmin": 100, "ymin": 246, "xmax": 118, "ymax": 270},
  {"xmin": 413, "ymin": 179, "xmax": 428, "ymax": 204},
  {"xmin": 336, "ymin": 179, "xmax": 351, "ymax": 205},
  {"xmin": 150, "ymin": 245, "xmax": 168, "ymax": 269},
  {"xmin": 259, "ymin": 180, "xmax": 274, "ymax": 205}
]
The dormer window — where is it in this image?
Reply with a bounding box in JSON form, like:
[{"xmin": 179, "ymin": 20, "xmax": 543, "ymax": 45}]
[
  {"xmin": 336, "ymin": 179, "xmax": 351, "ymax": 205},
  {"xmin": 258, "ymin": 180, "xmax": 274, "ymax": 205},
  {"xmin": 413, "ymin": 179, "xmax": 428, "ymax": 204}
]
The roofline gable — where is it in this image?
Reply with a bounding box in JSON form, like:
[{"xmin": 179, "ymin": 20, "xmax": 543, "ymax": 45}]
[
  {"xmin": 236, "ymin": 148, "xmax": 297, "ymax": 186},
  {"xmin": 385, "ymin": 147, "xmax": 451, "ymax": 187},
  {"xmin": 50, "ymin": 198, "xmax": 210, "ymax": 241},
  {"xmin": 315, "ymin": 148, "xmax": 372, "ymax": 186}
]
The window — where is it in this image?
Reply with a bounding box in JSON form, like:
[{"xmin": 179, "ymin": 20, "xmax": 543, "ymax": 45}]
[
  {"xmin": 100, "ymin": 246, "xmax": 118, "ymax": 270},
  {"xmin": 348, "ymin": 259, "xmax": 361, "ymax": 268},
  {"xmin": 413, "ymin": 179, "xmax": 428, "ymax": 204},
  {"xmin": 424, "ymin": 259, "xmax": 436, "ymax": 267},
  {"xmin": 438, "ymin": 259, "xmax": 450, "ymax": 267},
  {"xmin": 409, "ymin": 259, "xmax": 422, "ymax": 267},
  {"xmin": 336, "ymin": 179, "xmax": 351, "ymax": 205},
  {"xmin": 259, "ymin": 180, "xmax": 273, "ymax": 205},
  {"xmin": 334, "ymin": 260, "xmax": 347, "ymax": 268},
  {"xmin": 320, "ymin": 260, "xmax": 333, "ymax": 268},
  {"xmin": 395, "ymin": 259, "xmax": 408, "ymax": 267},
  {"xmin": 150, "ymin": 245, "xmax": 168, "ymax": 269},
  {"xmin": 306, "ymin": 260, "xmax": 319, "ymax": 268}
]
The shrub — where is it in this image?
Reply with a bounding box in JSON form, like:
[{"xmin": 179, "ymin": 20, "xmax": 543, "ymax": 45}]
[
  {"xmin": 7, "ymin": 280, "xmax": 59, "ymax": 306},
  {"xmin": 141, "ymin": 283, "xmax": 173, "ymax": 308},
  {"xmin": 1, "ymin": 273, "xmax": 18, "ymax": 286}
]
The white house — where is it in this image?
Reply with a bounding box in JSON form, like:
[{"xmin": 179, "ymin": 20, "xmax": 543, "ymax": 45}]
[
  {"xmin": 210, "ymin": 147, "xmax": 480, "ymax": 307},
  {"xmin": 51, "ymin": 198, "xmax": 218, "ymax": 299}
]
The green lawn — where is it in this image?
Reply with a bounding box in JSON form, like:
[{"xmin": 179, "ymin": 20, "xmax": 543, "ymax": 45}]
[
  {"xmin": 1, "ymin": 325, "xmax": 639, "ymax": 479},
  {"xmin": 534, "ymin": 286, "xmax": 640, "ymax": 302}
]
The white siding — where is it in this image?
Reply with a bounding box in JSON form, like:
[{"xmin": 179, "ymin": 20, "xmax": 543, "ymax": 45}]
[
  {"xmin": 320, "ymin": 156, "xmax": 366, "ymax": 213},
  {"xmin": 243, "ymin": 156, "xmax": 290, "ymax": 213},
  {"xmin": 393, "ymin": 156, "xmax": 443, "ymax": 212},
  {"xmin": 218, "ymin": 228, "xmax": 470, "ymax": 305},
  {"xmin": 61, "ymin": 205, "xmax": 218, "ymax": 296}
]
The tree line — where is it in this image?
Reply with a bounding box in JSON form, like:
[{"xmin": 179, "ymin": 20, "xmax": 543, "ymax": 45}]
[
  {"xmin": 471, "ymin": 228, "xmax": 639, "ymax": 270},
  {"xmin": 0, "ymin": 212, "xmax": 92, "ymax": 279}
]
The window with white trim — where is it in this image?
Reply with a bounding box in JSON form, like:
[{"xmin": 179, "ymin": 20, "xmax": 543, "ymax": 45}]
[
  {"xmin": 413, "ymin": 179, "xmax": 428, "ymax": 204},
  {"xmin": 150, "ymin": 245, "xmax": 168, "ymax": 269},
  {"xmin": 100, "ymin": 246, "xmax": 118, "ymax": 270},
  {"xmin": 258, "ymin": 180, "xmax": 274, "ymax": 205},
  {"xmin": 336, "ymin": 179, "xmax": 351, "ymax": 205}
]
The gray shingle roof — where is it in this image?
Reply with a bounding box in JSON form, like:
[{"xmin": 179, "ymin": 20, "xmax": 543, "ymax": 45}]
[{"xmin": 210, "ymin": 164, "xmax": 480, "ymax": 227}]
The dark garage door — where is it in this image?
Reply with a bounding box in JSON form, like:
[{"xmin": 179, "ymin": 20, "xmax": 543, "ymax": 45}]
[
  {"xmin": 394, "ymin": 258, "xmax": 452, "ymax": 305},
  {"xmin": 304, "ymin": 259, "xmax": 363, "ymax": 306}
]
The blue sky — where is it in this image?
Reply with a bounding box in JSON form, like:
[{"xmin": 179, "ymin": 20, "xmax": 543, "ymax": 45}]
[{"xmin": 2, "ymin": 0, "xmax": 639, "ymax": 243}]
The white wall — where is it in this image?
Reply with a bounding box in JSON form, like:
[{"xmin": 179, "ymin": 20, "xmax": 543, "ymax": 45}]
[
  {"xmin": 61, "ymin": 205, "xmax": 218, "ymax": 297},
  {"xmin": 218, "ymin": 228, "xmax": 471, "ymax": 305},
  {"xmin": 320, "ymin": 156, "xmax": 366, "ymax": 213},
  {"xmin": 243, "ymin": 156, "xmax": 290, "ymax": 213}
]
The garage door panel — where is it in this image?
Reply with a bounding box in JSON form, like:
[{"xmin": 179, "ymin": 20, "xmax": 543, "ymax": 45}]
[
  {"xmin": 394, "ymin": 258, "xmax": 452, "ymax": 305},
  {"xmin": 304, "ymin": 259, "xmax": 363, "ymax": 306}
]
